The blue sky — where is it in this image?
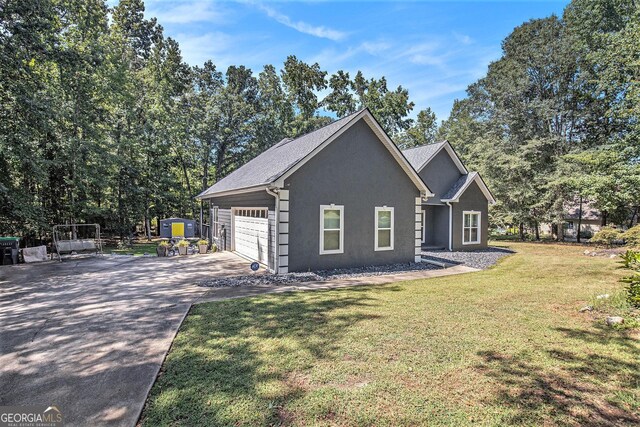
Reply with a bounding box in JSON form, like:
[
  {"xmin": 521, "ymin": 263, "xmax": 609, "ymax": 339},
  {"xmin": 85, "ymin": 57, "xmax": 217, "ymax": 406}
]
[{"xmin": 142, "ymin": 1, "xmax": 569, "ymax": 121}]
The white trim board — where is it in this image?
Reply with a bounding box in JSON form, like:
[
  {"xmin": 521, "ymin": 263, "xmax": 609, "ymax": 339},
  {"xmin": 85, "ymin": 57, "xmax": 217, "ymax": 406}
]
[
  {"xmin": 197, "ymin": 184, "xmax": 269, "ymax": 200},
  {"xmin": 319, "ymin": 204, "xmax": 344, "ymax": 255},
  {"xmin": 374, "ymin": 206, "xmax": 394, "ymax": 251},
  {"xmin": 462, "ymin": 210, "xmax": 482, "ymax": 245}
]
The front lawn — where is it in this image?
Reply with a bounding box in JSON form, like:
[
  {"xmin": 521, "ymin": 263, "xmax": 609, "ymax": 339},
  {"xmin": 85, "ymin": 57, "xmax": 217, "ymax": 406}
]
[
  {"xmin": 140, "ymin": 243, "xmax": 639, "ymax": 426},
  {"xmin": 103, "ymin": 242, "xmax": 159, "ymax": 256}
]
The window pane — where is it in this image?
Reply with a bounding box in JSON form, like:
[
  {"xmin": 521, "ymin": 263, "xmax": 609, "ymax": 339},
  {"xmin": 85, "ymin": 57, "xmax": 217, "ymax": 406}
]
[
  {"xmin": 464, "ymin": 214, "xmax": 470, "ymax": 227},
  {"xmin": 464, "ymin": 228, "xmax": 471, "ymax": 242},
  {"xmin": 323, "ymin": 230, "xmax": 340, "ymax": 251},
  {"xmin": 377, "ymin": 210, "xmax": 391, "ymax": 228},
  {"xmin": 323, "ymin": 209, "xmax": 341, "ymax": 229},
  {"xmin": 471, "ymin": 214, "xmax": 479, "ymax": 227},
  {"xmin": 378, "ymin": 229, "xmax": 391, "ymax": 248},
  {"xmin": 470, "ymin": 229, "xmax": 478, "ymax": 242}
]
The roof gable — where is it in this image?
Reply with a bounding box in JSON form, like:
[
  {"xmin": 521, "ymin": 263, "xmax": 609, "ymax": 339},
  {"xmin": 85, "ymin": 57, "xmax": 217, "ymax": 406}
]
[
  {"xmin": 402, "ymin": 141, "xmax": 467, "ymax": 175},
  {"xmin": 198, "ymin": 109, "xmax": 433, "ymax": 198},
  {"xmin": 441, "ymin": 172, "xmax": 495, "ymax": 204},
  {"xmin": 197, "ymin": 110, "xmax": 362, "ymax": 198}
]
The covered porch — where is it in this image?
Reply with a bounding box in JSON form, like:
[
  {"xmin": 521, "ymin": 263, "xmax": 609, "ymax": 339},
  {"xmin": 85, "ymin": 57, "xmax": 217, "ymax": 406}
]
[{"xmin": 420, "ymin": 204, "xmax": 449, "ymax": 250}]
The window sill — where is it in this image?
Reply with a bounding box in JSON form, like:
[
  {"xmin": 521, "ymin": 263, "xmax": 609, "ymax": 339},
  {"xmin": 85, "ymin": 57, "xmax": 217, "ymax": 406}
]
[{"xmin": 320, "ymin": 250, "xmax": 344, "ymax": 255}]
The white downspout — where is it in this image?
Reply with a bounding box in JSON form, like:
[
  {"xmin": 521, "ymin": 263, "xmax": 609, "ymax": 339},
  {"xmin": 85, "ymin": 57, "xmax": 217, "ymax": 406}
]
[
  {"xmin": 446, "ymin": 202, "xmax": 453, "ymax": 251},
  {"xmin": 266, "ymin": 187, "xmax": 280, "ymax": 273}
]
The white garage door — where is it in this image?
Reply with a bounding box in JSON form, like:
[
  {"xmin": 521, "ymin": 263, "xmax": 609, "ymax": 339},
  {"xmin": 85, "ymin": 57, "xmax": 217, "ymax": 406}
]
[{"xmin": 233, "ymin": 208, "xmax": 269, "ymax": 264}]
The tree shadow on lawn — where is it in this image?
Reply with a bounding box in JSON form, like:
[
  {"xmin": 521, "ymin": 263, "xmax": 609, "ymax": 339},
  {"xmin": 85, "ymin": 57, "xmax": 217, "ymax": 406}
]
[
  {"xmin": 476, "ymin": 326, "xmax": 640, "ymax": 426},
  {"xmin": 142, "ymin": 286, "xmax": 388, "ymax": 426}
]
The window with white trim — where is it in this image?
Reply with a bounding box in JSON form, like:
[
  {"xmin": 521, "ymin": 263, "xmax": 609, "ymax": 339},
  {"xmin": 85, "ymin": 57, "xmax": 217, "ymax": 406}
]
[
  {"xmin": 375, "ymin": 207, "xmax": 394, "ymax": 251},
  {"xmin": 463, "ymin": 211, "xmax": 481, "ymax": 245},
  {"xmin": 320, "ymin": 205, "xmax": 344, "ymax": 254}
]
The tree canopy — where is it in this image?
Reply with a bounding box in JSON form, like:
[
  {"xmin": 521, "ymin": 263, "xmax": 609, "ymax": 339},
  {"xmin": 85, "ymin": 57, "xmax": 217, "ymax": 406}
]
[
  {"xmin": 438, "ymin": 0, "xmax": 640, "ymax": 237},
  {"xmin": 0, "ymin": 0, "xmax": 432, "ymax": 239}
]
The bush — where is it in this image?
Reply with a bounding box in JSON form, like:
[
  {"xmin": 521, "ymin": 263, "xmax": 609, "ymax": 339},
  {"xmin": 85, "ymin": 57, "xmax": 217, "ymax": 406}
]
[
  {"xmin": 197, "ymin": 239, "xmax": 208, "ymax": 246},
  {"xmin": 590, "ymin": 226, "xmax": 623, "ymax": 246},
  {"xmin": 579, "ymin": 229, "xmax": 593, "ymax": 239},
  {"xmin": 158, "ymin": 240, "xmax": 171, "ymax": 247},
  {"xmin": 176, "ymin": 239, "xmax": 190, "ymax": 247},
  {"xmin": 623, "ymin": 225, "xmax": 640, "ymax": 247},
  {"xmin": 620, "ymin": 249, "xmax": 640, "ymax": 308}
]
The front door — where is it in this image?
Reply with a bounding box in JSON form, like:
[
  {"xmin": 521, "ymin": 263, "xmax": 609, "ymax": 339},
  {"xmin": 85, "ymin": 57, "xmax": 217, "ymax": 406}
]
[{"xmin": 171, "ymin": 222, "xmax": 185, "ymax": 238}]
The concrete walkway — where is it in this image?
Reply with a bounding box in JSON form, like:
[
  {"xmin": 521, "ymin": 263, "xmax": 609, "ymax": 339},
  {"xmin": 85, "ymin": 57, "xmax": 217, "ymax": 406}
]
[{"xmin": 0, "ymin": 253, "xmax": 477, "ymax": 426}]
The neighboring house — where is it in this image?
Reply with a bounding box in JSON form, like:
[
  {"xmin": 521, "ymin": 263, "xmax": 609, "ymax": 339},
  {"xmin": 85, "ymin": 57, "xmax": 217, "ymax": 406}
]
[
  {"xmin": 539, "ymin": 202, "xmax": 605, "ymax": 238},
  {"xmin": 403, "ymin": 142, "xmax": 495, "ymax": 251},
  {"xmin": 197, "ymin": 108, "xmax": 494, "ymax": 273}
]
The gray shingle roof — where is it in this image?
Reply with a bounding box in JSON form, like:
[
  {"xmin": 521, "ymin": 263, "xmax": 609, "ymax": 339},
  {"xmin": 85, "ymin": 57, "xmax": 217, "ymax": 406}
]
[
  {"xmin": 198, "ymin": 110, "xmax": 364, "ymax": 198},
  {"xmin": 401, "ymin": 142, "xmax": 445, "ymax": 170},
  {"xmin": 565, "ymin": 201, "xmax": 600, "ymax": 221},
  {"xmin": 442, "ymin": 172, "xmax": 477, "ymax": 200}
]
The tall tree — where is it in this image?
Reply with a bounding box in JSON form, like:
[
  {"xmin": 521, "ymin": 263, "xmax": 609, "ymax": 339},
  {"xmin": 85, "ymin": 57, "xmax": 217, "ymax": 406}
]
[{"xmin": 397, "ymin": 108, "xmax": 438, "ymax": 148}]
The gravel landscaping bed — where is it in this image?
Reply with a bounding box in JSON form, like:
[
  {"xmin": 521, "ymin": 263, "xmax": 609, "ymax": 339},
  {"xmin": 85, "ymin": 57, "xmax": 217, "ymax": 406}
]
[
  {"xmin": 198, "ymin": 262, "xmax": 439, "ymax": 288},
  {"xmin": 421, "ymin": 247, "xmax": 513, "ymax": 270}
]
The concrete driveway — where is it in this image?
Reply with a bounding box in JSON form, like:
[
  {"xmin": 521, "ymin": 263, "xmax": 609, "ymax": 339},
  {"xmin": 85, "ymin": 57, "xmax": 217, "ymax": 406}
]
[
  {"xmin": 0, "ymin": 252, "xmax": 258, "ymax": 426},
  {"xmin": 0, "ymin": 252, "xmax": 477, "ymax": 427}
]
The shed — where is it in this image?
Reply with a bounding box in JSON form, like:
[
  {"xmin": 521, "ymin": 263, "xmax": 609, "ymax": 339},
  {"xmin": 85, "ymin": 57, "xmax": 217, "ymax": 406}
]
[{"xmin": 159, "ymin": 218, "xmax": 196, "ymax": 238}]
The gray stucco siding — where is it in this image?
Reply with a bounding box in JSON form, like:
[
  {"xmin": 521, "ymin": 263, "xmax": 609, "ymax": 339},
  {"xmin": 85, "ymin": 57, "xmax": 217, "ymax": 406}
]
[
  {"xmin": 205, "ymin": 190, "xmax": 277, "ymax": 270},
  {"xmin": 284, "ymin": 119, "xmax": 420, "ymax": 272},
  {"xmin": 419, "ymin": 149, "xmax": 463, "ymax": 205},
  {"xmin": 451, "ymin": 181, "xmax": 489, "ymax": 250}
]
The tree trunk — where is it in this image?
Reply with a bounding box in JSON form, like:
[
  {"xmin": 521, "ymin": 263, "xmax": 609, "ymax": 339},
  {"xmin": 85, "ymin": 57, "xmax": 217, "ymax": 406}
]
[
  {"xmin": 519, "ymin": 222, "xmax": 525, "ymax": 241},
  {"xmin": 577, "ymin": 196, "xmax": 583, "ymax": 243},
  {"xmin": 534, "ymin": 220, "xmax": 540, "ymax": 241},
  {"xmin": 144, "ymin": 207, "xmax": 151, "ymax": 241},
  {"xmin": 629, "ymin": 206, "xmax": 638, "ymax": 228},
  {"xmin": 602, "ymin": 210, "xmax": 608, "ymax": 227}
]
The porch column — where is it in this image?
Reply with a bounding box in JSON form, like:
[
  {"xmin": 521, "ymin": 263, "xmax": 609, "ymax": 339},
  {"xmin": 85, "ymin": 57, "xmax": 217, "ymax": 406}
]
[
  {"xmin": 414, "ymin": 197, "xmax": 423, "ymax": 262},
  {"xmin": 278, "ymin": 190, "xmax": 289, "ymax": 274}
]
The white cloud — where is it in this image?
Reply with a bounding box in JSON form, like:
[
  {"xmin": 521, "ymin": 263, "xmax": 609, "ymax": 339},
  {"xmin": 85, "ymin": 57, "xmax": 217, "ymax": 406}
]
[
  {"xmin": 173, "ymin": 31, "xmax": 235, "ymax": 66},
  {"xmin": 256, "ymin": 4, "xmax": 347, "ymax": 41},
  {"xmin": 360, "ymin": 41, "xmax": 392, "ymax": 55},
  {"xmin": 145, "ymin": 1, "xmax": 226, "ymax": 24},
  {"xmin": 453, "ymin": 32, "xmax": 473, "ymax": 45}
]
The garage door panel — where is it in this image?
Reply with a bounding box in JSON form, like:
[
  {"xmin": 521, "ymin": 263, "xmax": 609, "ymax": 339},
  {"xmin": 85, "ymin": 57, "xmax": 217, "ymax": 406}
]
[{"xmin": 234, "ymin": 214, "xmax": 269, "ymax": 264}]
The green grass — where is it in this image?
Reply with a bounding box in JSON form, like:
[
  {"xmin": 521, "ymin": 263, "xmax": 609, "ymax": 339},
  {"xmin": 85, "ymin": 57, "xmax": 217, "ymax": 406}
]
[
  {"xmin": 141, "ymin": 243, "xmax": 640, "ymax": 426},
  {"xmin": 103, "ymin": 242, "xmax": 159, "ymax": 256}
]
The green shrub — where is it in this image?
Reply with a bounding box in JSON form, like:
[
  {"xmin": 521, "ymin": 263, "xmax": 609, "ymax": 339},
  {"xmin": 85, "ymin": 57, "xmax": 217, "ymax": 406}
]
[
  {"xmin": 579, "ymin": 229, "xmax": 593, "ymax": 239},
  {"xmin": 620, "ymin": 249, "xmax": 640, "ymax": 308},
  {"xmin": 158, "ymin": 240, "xmax": 171, "ymax": 247},
  {"xmin": 197, "ymin": 239, "xmax": 208, "ymax": 246},
  {"xmin": 590, "ymin": 226, "xmax": 623, "ymax": 246},
  {"xmin": 623, "ymin": 225, "xmax": 640, "ymax": 247},
  {"xmin": 176, "ymin": 239, "xmax": 190, "ymax": 247}
]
